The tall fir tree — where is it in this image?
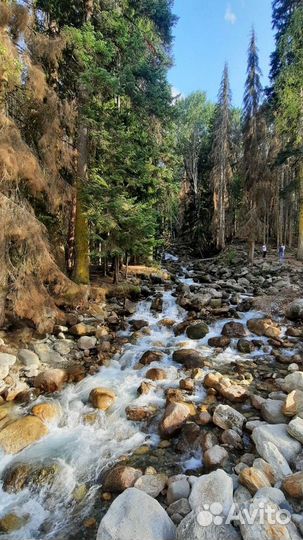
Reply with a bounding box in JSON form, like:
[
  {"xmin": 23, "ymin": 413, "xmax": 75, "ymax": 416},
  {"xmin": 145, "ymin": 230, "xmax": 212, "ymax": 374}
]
[
  {"xmin": 242, "ymin": 28, "xmax": 263, "ymax": 261},
  {"xmin": 210, "ymin": 63, "xmax": 233, "ymax": 250}
]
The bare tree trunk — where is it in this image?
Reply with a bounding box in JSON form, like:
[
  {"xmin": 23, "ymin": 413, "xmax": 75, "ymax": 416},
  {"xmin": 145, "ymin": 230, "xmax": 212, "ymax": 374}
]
[
  {"xmin": 73, "ymin": 122, "xmax": 90, "ymax": 284},
  {"xmin": 297, "ymin": 163, "xmax": 303, "ymax": 260},
  {"xmin": 248, "ymin": 239, "xmax": 255, "ymax": 263}
]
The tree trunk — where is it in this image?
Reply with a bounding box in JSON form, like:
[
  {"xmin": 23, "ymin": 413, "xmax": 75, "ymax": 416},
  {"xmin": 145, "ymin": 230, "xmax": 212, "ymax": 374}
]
[
  {"xmin": 297, "ymin": 163, "xmax": 303, "ymax": 260},
  {"xmin": 73, "ymin": 122, "xmax": 90, "ymax": 284},
  {"xmin": 66, "ymin": 194, "xmax": 76, "ymax": 275},
  {"xmin": 248, "ymin": 239, "xmax": 255, "ymax": 263},
  {"xmin": 113, "ymin": 255, "xmax": 119, "ymax": 284}
]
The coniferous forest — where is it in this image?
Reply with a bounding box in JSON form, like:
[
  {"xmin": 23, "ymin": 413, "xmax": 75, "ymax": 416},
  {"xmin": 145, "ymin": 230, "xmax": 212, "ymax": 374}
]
[{"xmin": 0, "ymin": 1, "xmax": 303, "ymax": 539}]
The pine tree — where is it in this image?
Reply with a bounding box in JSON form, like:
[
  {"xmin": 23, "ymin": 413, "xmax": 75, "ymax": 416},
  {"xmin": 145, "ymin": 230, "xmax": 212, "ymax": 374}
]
[
  {"xmin": 270, "ymin": 0, "xmax": 302, "ymax": 83},
  {"xmin": 242, "ymin": 28, "xmax": 263, "ymax": 261},
  {"xmin": 275, "ymin": 4, "xmax": 303, "ymax": 258},
  {"xmin": 210, "ymin": 63, "xmax": 233, "ymax": 250}
]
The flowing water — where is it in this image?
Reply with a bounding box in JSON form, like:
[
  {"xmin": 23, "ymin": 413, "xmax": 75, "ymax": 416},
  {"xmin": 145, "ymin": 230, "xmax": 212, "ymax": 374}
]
[{"xmin": 0, "ymin": 264, "xmax": 279, "ymax": 539}]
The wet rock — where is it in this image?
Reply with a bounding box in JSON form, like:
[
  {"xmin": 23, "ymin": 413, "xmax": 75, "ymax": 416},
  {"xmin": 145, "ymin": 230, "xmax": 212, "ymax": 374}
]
[
  {"xmin": 2, "ymin": 463, "xmax": 32, "ymax": 492},
  {"xmin": 213, "ymin": 404, "xmax": 246, "ymax": 431},
  {"xmin": 137, "ymin": 381, "xmax": 155, "ymax": 395},
  {"xmin": 204, "ymin": 445, "xmax": 228, "ymax": 469},
  {"xmin": 196, "ymin": 411, "xmax": 212, "ymax": 426},
  {"xmin": 146, "ymin": 368, "xmax": 167, "ymax": 381},
  {"xmin": 286, "ymin": 299, "xmax": 303, "ymax": 321},
  {"xmin": 287, "ymin": 416, "xmax": 303, "ymax": 444},
  {"xmin": 151, "ymin": 295, "xmax": 163, "ymax": 312},
  {"xmin": 160, "ymin": 402, "xmax": 191, "ymax": 437},
  {"xmin": 281, "ymin": 371, "xmax": 303, "ymax": 393},
  {"xmin": 103, "ymin": 466, "xmax": 142, "ymax": 493},
  {"xmin": 251, "ymin": 394, "xmax": 266, "ymax": 410},
  {"xmin": 0, "ymin": 513, "xmax": 29, "ymax": 533},
  {"xmin": 18, "ymin": 349, "xmax": 40, "ymax": 368},
  {"xmin": 34, "ymin": 369, "xmax": 67, "ymax": 393},
  {"xmin": 218, "ymin": 382, "xmax": 249, "ymax": 403},
  {"xmin": 239, "ymin": 467, "xmax": 271, "ymax": 494},
  {"xmin": 239, "ymin": 498, "xmax": 302, "ymax": 540},
  {"xmin": 125, "ymin": 405, "xmax": 157, "ymax": 421},
  {"xmin": 208, "ymin": 336, "xmax": 231, "ymax": 348},
  {"xmin": 134, "ymin": 473, "xmax": 167, "ymax": 497},
  {"xmin": 237, "ymin": 339, "xmax": 254, "ymax": 354},
  {"xmin": 32, "ymin": 402, "xmax": 60, "ymax": 423},
  {"xmin": 282, "ymin": 471, "xmax": 303, "ymax": 498},
  {"xmin": 186, "ymin": 322, "xmax": 209, "ymax": 340},
  {"xmin": 77, "ymin": 336, "xmax": 97, "ymax": 350},
  {"xmin": 176, "ymin": 512, "xmax": 241, "ymax": 540},
  {"xmin": 130, "ymin": 320, "xmax": 149, "ymax": 331},
  {"xmin": 0, "ymin": 416, "xmax": 48, "ymax": 454},
  {"xmin": 124, "ymin": 299, "xmax": 136, "ymax": 315},
  {"xmin": 252, "ymin": 423, "xmax": 301, "ymax": 463},
  {"xmin": 222, "ymin": 321, "xmax": 247, "ymax": 338},
  {"xmin": 90, "ymin": 388, "xmax": 116, "ymax": 410},
  {"xmin": 179, "ymin": 378, "xmax": 195, "ymax": 392},
  {"xmin": 139, "ymin": 350, "xmax": 164, "ymax": 365},
  {"xmin": 97, "ymin": 487, "xmax": 176, "ymax": 540},
  {"xmin": 167, "ymin": 478, "xmax": 190, "ymax": 504},
  {"xmin": 221, "ymin": 429, "xmax": 243, "ymax": 449},
  {"xmin": 173, "ymin": 349, "xmax": 205, "ymax": 369},
  {"xmin": 247, "ymin": 318, "xmax": 281, "ymax": 339},
  {"xmin": 189, "ymin": 469, "xmax": 234, "ymax": 515},
  {"xmin": 261, "ymin": 399, "xmax": 287, "ymax": 424}
]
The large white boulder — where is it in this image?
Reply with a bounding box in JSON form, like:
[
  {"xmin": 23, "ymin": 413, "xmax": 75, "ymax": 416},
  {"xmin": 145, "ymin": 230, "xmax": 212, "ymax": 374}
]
[
  {"xmin": 252, "ymin": 423, "xmax": 301, "ymax": 463},
  {"xmin": 96, "ymin": 488, "xmax": 176, "ymax": 540},
  {"xmin": 189, "ymin": 469, "xmax": 233, "ymax": 516}
]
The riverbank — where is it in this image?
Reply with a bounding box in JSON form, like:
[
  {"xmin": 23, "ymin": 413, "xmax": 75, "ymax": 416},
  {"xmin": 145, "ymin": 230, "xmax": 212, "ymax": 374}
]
[{"xmin": 0, "ymin": 249, "xmax": 303, "ymax": 539}]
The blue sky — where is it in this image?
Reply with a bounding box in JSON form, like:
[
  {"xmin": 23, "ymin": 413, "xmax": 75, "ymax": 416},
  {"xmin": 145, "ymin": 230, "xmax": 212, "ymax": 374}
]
[{"xmin": 169, "ymin": 0, "xmax": 275, "ymax": 107}]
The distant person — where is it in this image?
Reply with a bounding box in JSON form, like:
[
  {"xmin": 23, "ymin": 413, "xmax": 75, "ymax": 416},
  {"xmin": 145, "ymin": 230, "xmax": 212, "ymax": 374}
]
[
  {"xmin": 262, "ymin": 244, "xmax": 267, "ymax": 259},
  {"xmin": 279, "ymin": 244, "xmax": 286, "ymax": 262}
]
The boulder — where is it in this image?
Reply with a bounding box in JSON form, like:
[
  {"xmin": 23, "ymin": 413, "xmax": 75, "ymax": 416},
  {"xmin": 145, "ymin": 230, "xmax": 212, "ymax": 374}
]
[
  {"xmin": 32, "ymin": 343, "xmax": 64, "ymax": 365},
  {"xmin": 252, "ymin": 441, "xmax": 291, "ymax": 481},
  {"xmin": 18, "ymin": 349, "xmax": 40, "ymax": 368},
  {"xmin": 96, "ymin": 488, "xmax": 176, "ymax": 540},
  {"xmin": 282, "ymin": 471, "xmax": 303, "ymax": 498},
  {"xmin": 34, "ymin": 369, "xmax": 67, "ymax": 393},
  {"xmin": 247, "ymin": 318, "xmax": 281, "ymax": 339},
  {"xmin": 208, "ymin": 336, "xmax": 231, "ymax": 348},
  {"xmin": 167, "ymin": 478, "xmax": 190, "ymax": 504},
  {"xmin": 239, "ymin": 498, "xmax": 302, "ymax": 540},
  {"xmin": 0, "ymin": 416, "xmax": 48, "ymax": 454},
  {"xmin": 77, "ymin": 336, "xmax": 97, "ymax": 350},
  {"xmin": 186, "ymin": 322, "xmax": 209, "ymax": 340},
  {"xmin": 252, "ymin": 423, "xmax": 301, "ymax": 463},
  {"xmin": 261, "ymin": 400, "xmax": 287, "ymax": 424},
  {"xmin": 239, "ymin": 467, "xmax": 271, "ymax": 494},
  {"xmin": 31, "ymin": 402, "xmax": 60, "ymax": 423},
  {"xmin": 0, "ymin": 513, "xmax": 29, "ymax": 533},
  {"xmin": 0, "ymin": 353, "xmax": 16, "ymax": 379},
  {"xmin": 70, "ymin": 323, "xmax": 96, "ymax": 336},
  {"xmin": 160, "ymin": 403, "xmax": 191, "ymax": 437},
  {"xmin": 222, "ymin": 321, "xmax": 247, "ymax": 338},
  {"xmin": 176, "ymin": 512, "xmax": 241, "ymax": 540},
  {"xmin": 286, "ymin": 299, "xmax": 303, "ymax": 321},
  {"xmin": 287, "ymin": 416, "xmax": 303, "ymax": 444},
  {"xmin": 146, "ymin": 368, "xmax": 167, "ymax": 381},
  {"xmin": 125, "ymin": 405, "xmax": 157, "ymax": 421},
  {"xmin": 213, "ymin": 404, "xmax": 246, "ymax": 431},
  {"xmin": 130, "ymin": 320, "xmax": 149, "ymax": 331},
  {"xmin": 221, "ymin": 429, "xmax": 243, "ymax": 449},
  {"xmin": 103, "ymin": 466, "xmax": 142, "ymax": 493},
  {"xmin": 281, "ymin": 371, "xmax": 303, "ymax": 393},
  {"xmin": 134, "ymin": 473, "xmax": 167, "ymax": 498},
  {"xmin": 173, "ymin": 349, "xmax": 205, "ymax": 369},
  {"xmin": 90, "ymin": 388, "xmax": 116, "ymax": 410},
  {"xmin": 139, "ymin": 351, "xmax": 164, "ymax": 365},
  {"xmin": 237, "ymin": 339, "xmax": 254, "ymax": 354},
  {"xmin": 204, "ymin": 445, "xmax": 228, "ymax": 469},
  {"xmin": 189, "ymin": 469, "xmax": 233, "ymax": 516}
]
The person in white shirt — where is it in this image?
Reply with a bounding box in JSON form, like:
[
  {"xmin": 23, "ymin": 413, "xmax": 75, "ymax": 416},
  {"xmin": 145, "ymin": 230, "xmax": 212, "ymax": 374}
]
[{"xmin": 262, "ymin": 244, "xmax": 267, "ymax": 259}]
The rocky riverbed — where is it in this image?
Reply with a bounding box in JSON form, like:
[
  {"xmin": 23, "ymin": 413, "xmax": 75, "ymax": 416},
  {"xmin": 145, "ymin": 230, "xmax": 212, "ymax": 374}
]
[{"xmin": 0, "ymin": 250, "xmax": 303, "ymax": 539}]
